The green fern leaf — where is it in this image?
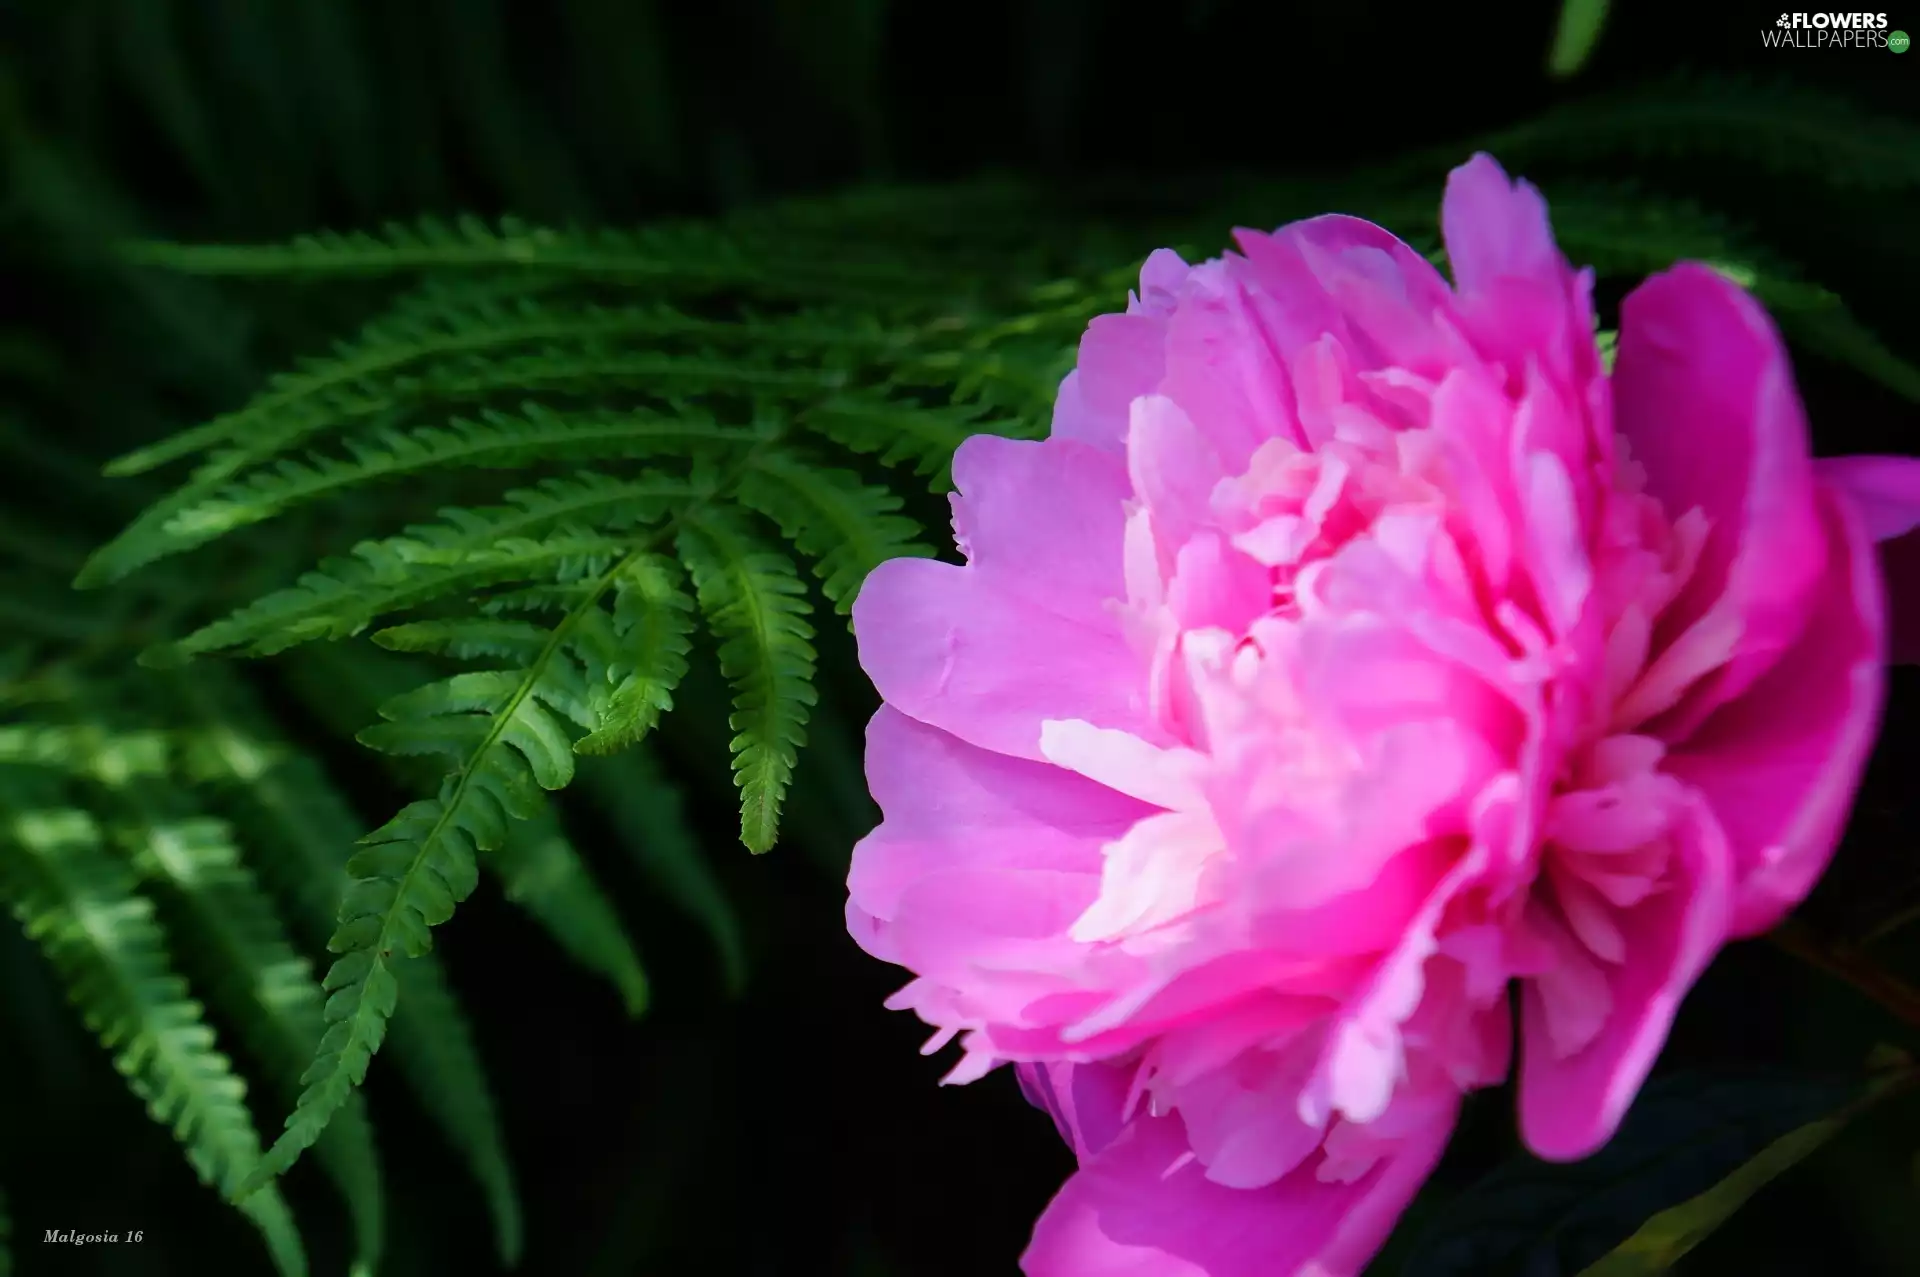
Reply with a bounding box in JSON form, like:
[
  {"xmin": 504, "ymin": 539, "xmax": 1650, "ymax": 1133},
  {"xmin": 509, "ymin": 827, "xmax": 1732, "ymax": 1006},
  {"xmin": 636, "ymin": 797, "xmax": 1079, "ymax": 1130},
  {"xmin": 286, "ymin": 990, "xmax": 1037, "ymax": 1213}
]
[
  {"xmin": 249, "ymin": 544, "xmax": 640, "ymax": 1188},
  {"xmin": 171, "ymin": 665, "xmax": 523, "ymax": 1264},
  {"xmin": 104, "ymin": 293, "xmax": 880, "ymax": 479},
  {"xmin": 676, "ymin": 512, "xmax": 817, "ymax": 853},
  {"xmin": 0, "ymin": 795, "xmax": 307, "ymax": 1277},
  {"xmin": 737, "ymin": 448, "xmax": 933, "ymax": 615},
  {"xmin": 84, "ymin": 408, "xmax": 761, "ymax": 586},
  {"xmin": 573, "ymin": 554, "xmax": 695, "ymax": 755},
  {"xmin": 802, "ymin": 395, "xmax": 1023, "ymax": 489},
  {"xmin": 115, "ymin": 803, "xmax": 384, "ymax": 1273},
  {"xmin": 160, "ymin": 472, "xmax": 696, "ymax": 661}
]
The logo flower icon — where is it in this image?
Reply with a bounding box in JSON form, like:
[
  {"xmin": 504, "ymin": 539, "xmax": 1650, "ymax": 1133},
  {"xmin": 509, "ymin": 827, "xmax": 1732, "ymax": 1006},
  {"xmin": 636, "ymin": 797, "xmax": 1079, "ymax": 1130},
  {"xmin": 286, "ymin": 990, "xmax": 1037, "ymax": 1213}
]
[{"xmin": 1778, "ymin": 13, "xmax": 1792, "ymax": 25}]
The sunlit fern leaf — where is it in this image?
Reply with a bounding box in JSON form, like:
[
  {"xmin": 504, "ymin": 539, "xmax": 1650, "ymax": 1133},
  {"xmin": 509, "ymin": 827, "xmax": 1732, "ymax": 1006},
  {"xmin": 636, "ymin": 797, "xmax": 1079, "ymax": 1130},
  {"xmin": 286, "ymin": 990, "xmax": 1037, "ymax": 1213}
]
[
  {"xmin": 81, "ymin": 408, "xmax": 767, "ymax": 587},
  {"xmin": 491, "ymin": 802, "xmax": 649, "ymax": 1014},
  {"xmin": 577, "ymin": 752, "xmax": 747, "ymax": 997},
  {"xmin": 108, "ymin": 796, "xmax": 384, "ymax": 1274},
  {"xmin": 157, "ymin": 472, "xmax": 698, "ymax": 661},
  {"xmin": 571, "ymin": 553, "xmax": 695, "ymax": 756},
  {"xmin": 167, "ymin": 665, "xmax": 522, "ymax": 1263},
  {"xmin": 0, "ymin": 791, "xmax": 306, "ymax": 1277},
  {"xmin": 736, "ymin": 447, "xmax": 934, "ymax": 617},
  {"xmin": 676, "ymin": 511, "xmax": 817, "ymax": 853}
]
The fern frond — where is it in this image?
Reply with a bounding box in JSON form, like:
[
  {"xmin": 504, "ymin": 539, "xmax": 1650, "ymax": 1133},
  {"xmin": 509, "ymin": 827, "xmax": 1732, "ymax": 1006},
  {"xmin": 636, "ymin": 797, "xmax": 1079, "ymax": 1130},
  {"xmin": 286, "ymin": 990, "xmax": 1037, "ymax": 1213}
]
[
  {"xmin": 84, "ymin": 408, "xmax": 764, "ymax": 587},
  {"xmin": 676, "ymin": 512, "xmax": 817, "ymax": 853},
  {"xmin": 108, "ymin": 297, "xmax": 910, "ymax": 480},
  {"xmin": 169, "ymin": 665, "xmax": 522, "ymax": 1262},
  {"xmin": 112, "ymin": 800, "xmax": 384, "ymax": 1273},
  {"xmin": 0, "ymin": 791, "xmax": 307, "ymax": 1277},
  {"xmin": 571, "ymin": 553, "xmax": 695, "ymax": 756},
  {"xmin": 737, "ymin": 448, "xmax": 934, "ymax": 616},
  {"xmin": 160, "ymin": 473, "xmax": 699, "ymax": 660},
  {"xmin": 247, "ymin": 535, "xmax": 646, "ymax": 1188},
  {"xmin": 801, "ymin": 395, "xmax": 1028, "ymax": 489}
]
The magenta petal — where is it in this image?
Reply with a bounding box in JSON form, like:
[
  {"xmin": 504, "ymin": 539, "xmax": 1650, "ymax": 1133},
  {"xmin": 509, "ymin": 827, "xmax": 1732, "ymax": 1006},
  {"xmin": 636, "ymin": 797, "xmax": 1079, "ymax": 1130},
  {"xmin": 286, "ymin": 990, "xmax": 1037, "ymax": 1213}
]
[
  {"xmin": 1440, "ymin": 153, "xmax": 1561, "ymax": 295},
  {"xmin": 1817, "ymin": 455, "xmax": 1920, "ymax": 543},
  {"xmin": 847, "ymin": 707, "xmax": 1148, "ymax": 956},
  {"xmin": 1610, "ymin": 262, "xmax": 1826, "ymax": 738},
  {"xmin": 1021, "ymin": 1101, "xmax": 1455, "ymax": 1277},
  {"xmin": 951, "ymin": 435, "xmax": 1132, "ymax": 615},
  {"xmin": 1664, "ymin": 484, "xmax": 1887, "ymax": 936},
  {"xmin": 853, "ymin": 557, "xmax": 1157, "ymax": 760},
  {"xmin": 1518, "ymin": 794, "xmax": 1733, "ymax": 1161},
  {"xmin": 1017, "ymin": 1061, "xmax": 1135, "ymax": 1160}
]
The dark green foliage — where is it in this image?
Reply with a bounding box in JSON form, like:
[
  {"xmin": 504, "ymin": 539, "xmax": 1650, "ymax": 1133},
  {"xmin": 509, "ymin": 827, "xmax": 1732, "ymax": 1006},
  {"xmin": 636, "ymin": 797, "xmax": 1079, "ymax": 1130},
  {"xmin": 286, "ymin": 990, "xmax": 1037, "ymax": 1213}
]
[{"xmin": 4, "ymin": 2, "xmax": 1920, "ymax": 1274}]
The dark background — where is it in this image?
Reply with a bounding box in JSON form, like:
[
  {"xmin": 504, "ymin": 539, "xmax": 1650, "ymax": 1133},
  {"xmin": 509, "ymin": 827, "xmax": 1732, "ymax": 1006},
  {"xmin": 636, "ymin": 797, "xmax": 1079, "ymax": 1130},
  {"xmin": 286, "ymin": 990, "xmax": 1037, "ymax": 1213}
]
[{"xmin": 2, "ymin": 2, "xmax": 1919, "ymax": 1274}]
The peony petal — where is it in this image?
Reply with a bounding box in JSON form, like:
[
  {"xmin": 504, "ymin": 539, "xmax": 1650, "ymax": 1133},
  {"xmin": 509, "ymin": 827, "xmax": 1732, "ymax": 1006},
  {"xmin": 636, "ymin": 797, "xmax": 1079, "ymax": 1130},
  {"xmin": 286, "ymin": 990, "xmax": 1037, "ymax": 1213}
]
[
  {"xmin": 1518, "ymin": 793, "xmax": 1733, "ymax": 1161},
  {"xmin": 1816, "ymin": 455, "xmax": 1920, "ymax": 543},
  {"xmin": 1017, "ymin": 1061, "xmax": 1136, "ymax": 1161},
  {"xmin": 854, "ymin": 557, "xmax": 1158, "ymax": 761},
  {"xmin": 848, "ymin": 708, "xmax": 1149, "ymax": 948},
  {"xmin": 1440, "ymin": 153, "xmax": 1560, "ymax": 296},
  {"xmin": 1610, "ymin": 262, "xmax": 1826, "ymax": 740},
  {"xmin": 1021, "ymin": 1093, "xmax": 1456, "ymax": 1277},
  {"xmin": 1663, "ymin": 483, "xmax": 1887, "ymax": 936},
  {"xmin": 951, "ymin": 434, "xmax": 1132, "ymax": 616}
]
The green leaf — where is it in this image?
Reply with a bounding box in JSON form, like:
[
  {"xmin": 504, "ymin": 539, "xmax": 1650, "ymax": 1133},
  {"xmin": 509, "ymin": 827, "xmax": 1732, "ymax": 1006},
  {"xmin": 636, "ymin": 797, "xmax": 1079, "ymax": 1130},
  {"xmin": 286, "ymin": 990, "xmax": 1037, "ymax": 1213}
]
[
  {"xmin": 1402, "ymin": 1070, "xmax": 1859, "ymax": 1277},
  {"xmin": 1547, "ymin": 0, "xmax": 1611, "ymax": 78},
  {"xmin": 167, "ymin": 663, "xmax": 521, "ymax": 1260},
  {"xmin": 676, "ymin": 511, "xmax": 818, "ymax": 853},
  {"xmin": 573, "ymin": 554, "xmax": 695, "ymax": 756},
  {"xmin": 1575, "ymin": 1065, "xmax": 1914, "ymax": 1275},
  {"xmin": 0, "ymin": 796, "xmax": 307, "ymax": 1277}
]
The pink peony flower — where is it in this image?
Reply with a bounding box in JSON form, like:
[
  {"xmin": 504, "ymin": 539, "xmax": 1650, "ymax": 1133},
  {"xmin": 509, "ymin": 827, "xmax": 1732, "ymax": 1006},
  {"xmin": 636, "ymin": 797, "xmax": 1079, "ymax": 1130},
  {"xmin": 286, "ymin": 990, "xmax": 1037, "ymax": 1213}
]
[{"xmin": 847, "ymin": 153, "xmax": 1920, "ymax": 1276}]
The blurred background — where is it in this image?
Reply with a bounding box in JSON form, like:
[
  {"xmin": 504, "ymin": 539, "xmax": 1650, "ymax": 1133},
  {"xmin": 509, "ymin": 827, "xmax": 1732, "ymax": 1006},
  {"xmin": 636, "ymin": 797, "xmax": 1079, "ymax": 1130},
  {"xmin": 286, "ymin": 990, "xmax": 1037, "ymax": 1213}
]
[{"xmin": 2, "ymin": 1, "xmax": 1920, "ymax": 1274}]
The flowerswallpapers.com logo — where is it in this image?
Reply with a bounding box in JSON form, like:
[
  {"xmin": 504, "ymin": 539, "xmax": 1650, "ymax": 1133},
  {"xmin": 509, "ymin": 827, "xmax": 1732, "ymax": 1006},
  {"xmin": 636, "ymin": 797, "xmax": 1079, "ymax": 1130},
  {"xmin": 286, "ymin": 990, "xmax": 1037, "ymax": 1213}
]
[{"xmin": 1763, "ymin": 11, "xmax": 1909, "ymax": 48}]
